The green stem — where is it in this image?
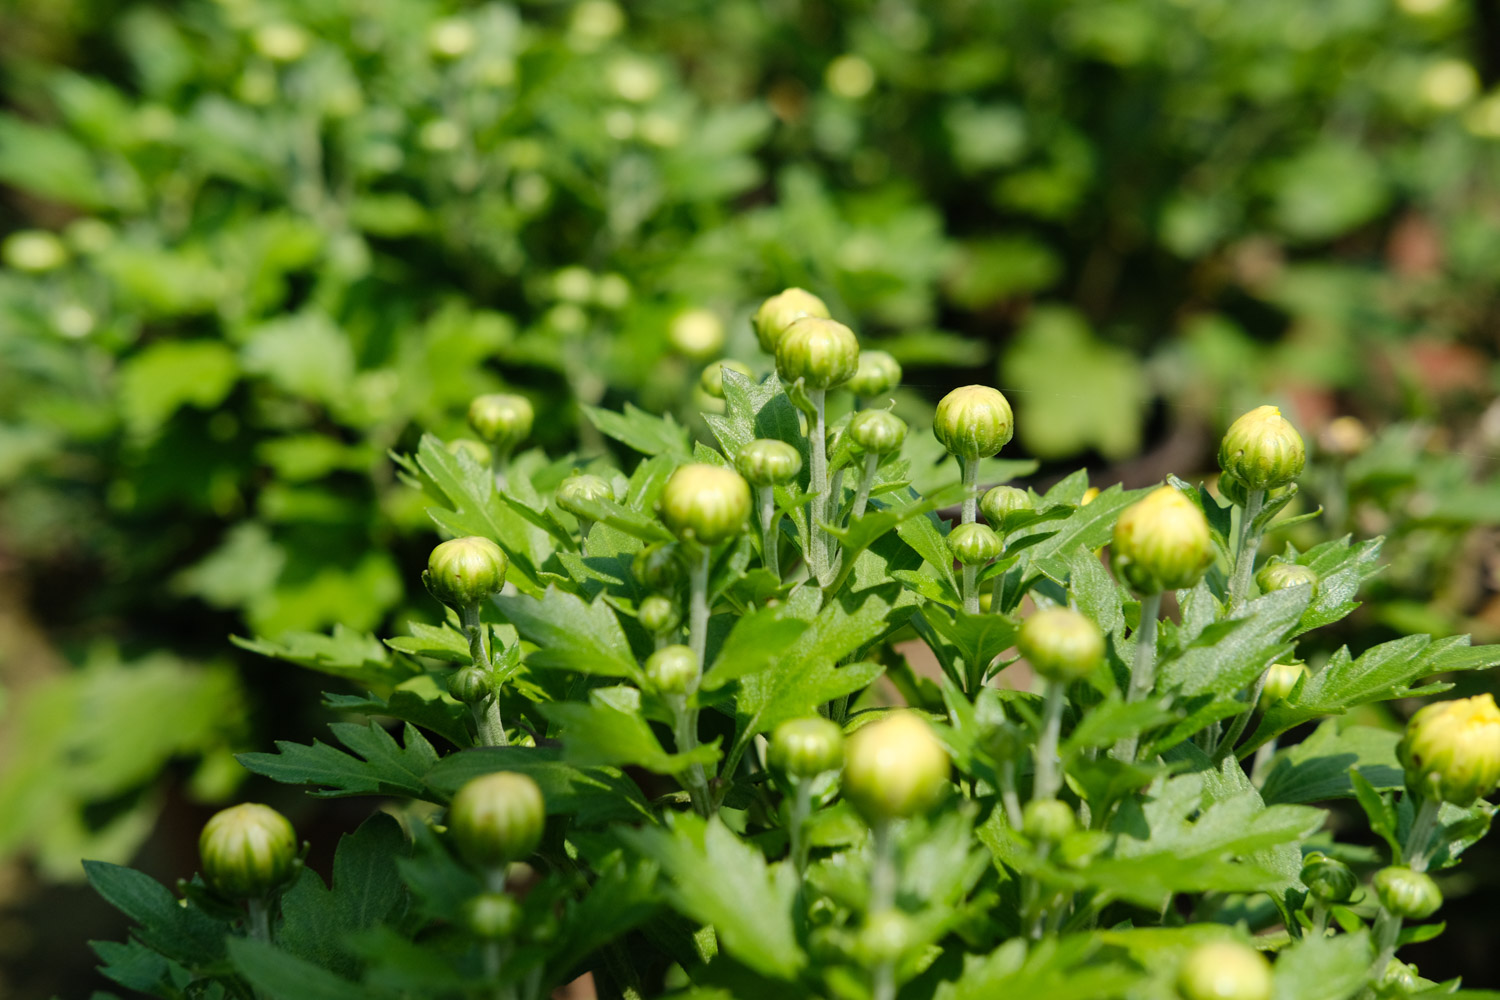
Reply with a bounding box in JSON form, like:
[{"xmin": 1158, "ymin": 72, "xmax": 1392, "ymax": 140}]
[
  {"xmin": 461, "ymin": 603, "xmax": 508, "ymax": 747},
  {"xmin": 1406, "ymin": 797, "xmax": 1442, "ymax": 872},
  {"xmin": 962, "ymin": 563, "xmax": 980, "ymax": 616},
  {"xmin": 246, "ymin": 896, "xmax": 271, "ymax": 942},
  {"xmin": 961, "ymin": 457, "xmax": 979, "ymax": 524},
  {"xmin": 808, "ymin": 388, "xmax": 830, "ymax": 585},
  {"xmin": 578, "ymin": 517, "xmax": 594, "ymax": 558},
  {"xmin": 1310, "ymin": 903, "xmax": 1329, "ymax": 938},
  {"xmin": 688, "ymin": 547, "xmax": 710, "ymax": 668},
  {"xmin": 869, "ymin": 821, "xmax": 898, "ymax": 1000},
  {"xmin": 1034, "ymin": 681, "xmax": 1066, "ymax": 802},
  {"xmin": 789, "ymin": 779, "xmax": 814, "ymax": 876},
  {"xmin": 1227, "ymin": 488, "xmax": 1267, "ymax": 612},
  {"xmin": 758, "ymin": 486, "xmax": 780, "ymax": 579},
  {"xmin": 670, "ymin": 693, "xmax": 712, "ymax": 817},
  {"xmin": 1113, "ymin": 591, "xmax": 1162, "ymax": 762},
  {"xmin": 851, "ymin": 452, "xmax": 879, "ymax": 520},
  {"xmin": 1216, "ymin": 668, "xmax": 1270, "ymax": 766},
  {"xmin": 999, "ymin": 761, "xmax": 1024, "ymax": 829},
  {"xmin": 490, "ymin": 444, "xmax": 513, "ymax": 492}
]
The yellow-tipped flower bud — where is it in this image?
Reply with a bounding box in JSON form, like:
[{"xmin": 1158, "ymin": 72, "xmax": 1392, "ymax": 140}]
[
  {"xmin": 700, "ymin": 359, "xmax": 754, "ymax": 399},
  {"xmin": 1177, "ymin": 941, "xmax": 1273, "ymax": 1000},
  {"xmin": 1256, "ymin": 562, "xmax": 1318, "ymax": 595},
  {"xmin": 753, "ymin": 287, "xmax": 831, "ymax": 353},
  {"xmin": 1397, "ymin": 694, "xmax": 1500, "ymax": 806},
  {"xmin": 1018, "ymin": 608, "xmax": 1104, "ymax": 682},
  {"xmin": 632, "ymin": 543, "xmax": 684, "ymax": 590},
  {"xmin": 658, "ymin": 463, "xmax": 752, "ymax": 545},
  {"xmin": 1022, "ymin": 798, "xmax": 1077, "ymax": 842},
  {"xmin": 427, "ymin": 537, "xmax": 509, "ymax": 608},
  {"xmin": 556, "ymin": 473, "xmax": 613, "ymax": 517},
  {"xmin": 774, "ymin": 317, "xmax": 860, "ymax": 390},
  {"xmin": 933, "ymin": 386, "xmax": 1014, "ymax": 460},
  {"xmin": 1111, "ymin": 486, "xmax": 1214, "ymax": 594},
  {"xmin": 644, "ymin": 644, "xmax": 699, "ymax": 694},
  {"xmin": 468, "ymin": 394, "xmax": 534, "ymax": 451},
  {"xmin": 1373, "ymin": 866, "xmax": 1442, "ymax": 920},
  {"xmin": 669, "ymin": 308, "xmax": 725, "ymax": 360},
  {"xmin": 449, "ymin": 666, "xmax": 491, "ymax": 704},
  {"xmin": 199, "ymin": 803, "xmax": 299, "ymax": 898},
  {"xmin": 737, "ymin": 439, "xmax": 803, "ymax": 486},
  {"xmin": 1300, "ymin": 853, "xmax": 1357, "ymax": 904},
  {"xmin": 637, "ymin": 594, "xmax": 682, "ymax": 638},
  {"xmin": 768, "ymin": 716, "xmax": 845, "ymax": 779},
  {"xmin": 463, "ymin": 892, "xmax": 521, "ymax": 939},
  {"xmin": 847, "ymin": 350, "xmax": 902, "ymax": 398},
  {"xmin": 848, "ymin": 410, "xmax": 907, "ymax": 456},
  {"xmin": 947, "ymin": 522, "xmax": 1003, "ymax": 566},
  {"xmin": 843, "ymin": 713, "xmax": 949, "ymax": 821},
  {"xmin": 446, "ymin": 438, "xmax": 493, "ymax": 466},
  {"xmin": 448, "ymin": 772, "xmax": 546, "ymax": 869},
  {"xmin": 1219, "ymin": 405, "xmax": 1306, "ymax": 491},
  {"xmin": 1259, "ymin": 662, "xmax": 1308, "ymax": 708},
  {"xmin": 980, "ymin": 485, "xmax": 1032, "ymax": 528}
]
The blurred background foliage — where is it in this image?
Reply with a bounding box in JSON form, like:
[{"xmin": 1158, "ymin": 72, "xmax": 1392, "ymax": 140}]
[{"xmin": 2, "ymin": 0, "xmax": 1500, "ymax": 993}]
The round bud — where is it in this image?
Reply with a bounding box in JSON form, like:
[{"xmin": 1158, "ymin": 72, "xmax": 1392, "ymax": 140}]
[
  {"xmin": 737, "ymin": 439, "xmax": 803, "ymax": 486},
  {"xmin": 1219, "ymin": 405, "xmax": 1306, "ymax": 491},
  {"xmin": 933, "ymin": 386, "xmax": 1014, "ymax": 461},
  {"xmin": 858, "ymin": 909, "xmax": 915, "ymax": 965},
  {"xmin": 753, "ymin": 287, "xmax": 831, "ymax": 354},
  {"xmin": 637, "ymin": 594, "xmax": 682, "ymax": 637},
  {"xmin": 669, "ymin": 308, "xmax": 725, "ymax": 359},
  {"xmin": 947, "ymin": 522, "xmax": 1003, "ymax": 566},
  {"xmin": 658, "ymin": 463, "xmax": 752, "ymax": 545},
  {"xmin": 446, "ymin": 438, "xmax": 493, "ymax": 466},
  {"xmin": 1397, "ymin": 693, "xmax": 1500, "ymax": 806},
  {"xmin": 1017, "ymin": 608, "xmax": 1104, "ymax": 683},
  {"xmin": 199, "ymin": 803, "xmax": 298, "ymax": 898},
  {"xmin": 1376, "ymin": 960, "xmax": 1419, "ymax": 998},
  {"xmin": 847, "ymin": 350, "xmax": 902, "ymax": 398},
  {"xmin": 848, "ymin": 410, "xmax": 907, "ymax": 456},
  {"xmin": 1022, "ymin": 799, "xmax": 1077, "ymax": 842},
  {"xmin": 1259, "ymin": 662, "xmax": 1308, "ymax": 708},
  {"xmin": 1321, "ymin": 416, "xmax": 1370, "ymax": 459},
  {"xmin": 980, "ymin": 485, "xmax": 1032, "ymax": 529},
  {"xmin": 449, "ymin": 666, "xmax": 491, "ymax": 704},
  {"xmin": 843, "ymin": 713, "xmax": 950, "ymax": 821},
  {"xmin": 1256, "ymin": 562, "xmax": 1318, "ymax": 595},
  {"xmin": 644, "ymin": 644, "xmax": 699, "ymax": 694},
  {"xmin": 768, "ymin": 717, "xmax": 845, "ymax": 779},
  {"xmin": 556, "ymin": 473, "xmax": 613, "ymax": 518},
  {"xmin": 700, "ymin": 359, "xmax": 754, "ymax": 399},
  {"xmin": 463, "ymin": 892, "xmax": 521, "ymax": 939},
  {"xmin": 468, "ymin": 394, "xmax": 534, "ymax": 451},
  {"xmin": 448, "ymin": 772, "xmax": 546, "ymax": 869},
  {"xmin": 1111, "ymin": 486, "xmax": 1214, "ymax": 594},
  {"xmin": 774, "ymin": 317, "xmax": 860, "ymax": 390},
  {"xmin": 427, "ymin": 537, "xmax": 509, "ymax": 607},
  {"xmin": 1300, "ymin": 853, "xmax": 1357, "ymax": 904},
  {"xmin": 632, "ymin": 543, "xmax": 684, "ymax": 590},
  {"xmin": 1373, "ymin": 866, "xmax": 1442, "ymax": 920},
  {"xmin": 1177, "ymin": 941, "xmax": 1272, "ymax": 1000}
]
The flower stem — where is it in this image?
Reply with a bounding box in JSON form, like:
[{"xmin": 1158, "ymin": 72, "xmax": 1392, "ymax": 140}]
[
  {"xmin": 961, "ymin": 457, "xmax": 979, "ymax": 524},
  {"xmin": 246, "ymin": 897, "xmax": 271, "ymax": 942},
  {"xmin": 999, "ymin": 761, "xmax": 1024, "ymax": 829},
  {"xmin": 1034, "ymin": 681, "xmax": 1066, "ymax": 802},
  {"xmin": 688, "ymin": 547, "xmax": 710, "ymax": 668},
  {"xmin": 851, "ymin": 452, "xmax": 879, "ymax": 520},
  {"xmin": 869, "ymin": 821, "xmax": 898, "ymax": 1000},
  {"xmin": 490, "ymin": 444, "xmax": 513, "ymax": 492},
  {"xmin": 577, "ymin": 517, "xmax": 594, "ymax": 558},
  {"xmin": 758, "ymin": 486, "xmax": 780, "ymax": 579},
  {"xmin": 1406, "ymin": 797, "xmax": 1442, "ymax": 872},
  {"xmin": 1113, "ymin": 591, "xmax": 1162, "ymax": 762},
  {"xmin": 962, "ymin": 563, "xmax": 980, "ymax": 616},
  {"xmin": 808, "ymin": 388, "xmax": 830, "ymax": 585},
  {"xmin": 1228, "ymin": 487, "xmax": 1267, "ymax": 612},
  {"xmin": 789, "ymin": 779, "xmax": 814, "ymax": 875},
  {"xmin": 670, "ymin": 693, "xmax": 712, "ymax": 817},
  {"xmin": 461, "ymin": 603, "xmax": 508, "ymax": 747}
]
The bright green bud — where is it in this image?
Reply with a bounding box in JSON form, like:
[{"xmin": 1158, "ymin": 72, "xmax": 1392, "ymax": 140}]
[
  {"xmin": 980, "ymin": 485, "xmax": 1031, "ymax": 529},
  {"xmin": 1219, "ymin": 405, "xmax": 1306, "ymax": 491},
  {"xmin": 658, "ymin": 463, "xmax": 752, "ymax": 545},
  {"xmin": 947, "ymin": 522, "xmax": 1003, "ymax": 566},
  {"xmin": 1111, "ymin": 485, "xmax": 1214, "ymax": 594},
  {"xmin": 857, "ymin": 909, "xmax": 915, "ymax": 965},
  {"xmin": 1018, "ymin": 608, "xmax": 1104, "ymax": 682},
  {"xmin": 199, "ymin": 803, "xmax": 298, "ymax": 898},
  {"xmin": 468, "ymin": 394, "xmax": 534, "ymax": 451},
  {"xmin": 644, "ymin": 644, "xmax": 699, "ymax": 694},
  {"xmin": 737, "ymin": 438, "xmax": 803, "ymax": 486},
  {"xmin": 846, "ymin": 350, "xmax": 902, "ymax": 398},
  {"xmin": 3, "ymin": 230, "xmax": 69, "ymax": 272},
  {"xmin": 848, "ymin": 410, "xmax": 907, "ymax": 456},
  {"xmin": 1373, "ymin": 866, "xmax": 1442, "ymax": 919},
  {"xmin": 632, "ymin": 543, "xmax": 683, "ymax": 590},
  {"xmin": 669, "ymin": 308, "xmax": 725, "ymax": 359},
  {"xmin": 769, "ymin": 716, "xmax": 845, "ymax": 779},
  {"xmin": 775, "ymin": 317, "xmax": 860, "ymax": 390},
  {"xmin": 1177, "ymin": 941, "xmax": 1272, "ymax": 1000},
  {"xmin": 1256, "ymin": 562, "xmax": 1318, "ymax": 595},
  {"xmin": 1398, "ymin": 693, "xmax": 1500, "ymax": 806},
  {"xmin": 753, "ymin": 287, "xmax": 830, "ymax": 353},
  {"xmin": 1376, "ymin": 960, "xmax": 1419, "ymax": 998},
  {"xmin": 448, "ymin": 772, "xmax": 546, "ymax": 869},
  {"xmin": 700, "ymin": 359, "xmax": 754, "ymax": 399},
  {"xmin": 843, "ymin": 712, "xmax": 949, "ymax": 821},
  {"xmin": 556, "ymin": 473, "xmax": 613, "ymax": 517},
  {"xmin": 446, "ymin": 438, "xmax": 493, "ymax": 466},
  {"xmin": 1259, "ymin": 662, "xmax": 1308, "ymax": 708},
  {"xmin": 933, "ymin": 385, "xmax": 1014, "ymax": 460},
  {"xmin": 1300, "ymin": 852, "xmax": 1357, "ymax": 904},
  {"xmin": 463, "ymin": 892, "xmax": 521, "ymax": 939},
  {"xmin": 427, "ymin": 537, "xmax": 509, "ymax": 607},
  {"xmin": 1022, "ymin": 798, "xmax": 1077, "ymax": 842},
  {"xmin": 637, "ymin": 594, "xmax": 681, "ymax": 637},
  {"xmin": 449, "ymin": 666, "xmax": 490, "ymax": 704}
]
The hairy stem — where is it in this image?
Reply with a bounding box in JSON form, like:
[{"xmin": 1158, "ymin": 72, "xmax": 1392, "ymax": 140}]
[
  {"xmin": 789, "ymin": 779, "xmax": 815, "ymax": 875},
  {"xmin": 870, "ymin": 821, "xmax": 898, "ymax": 1000},
  {"xmin": 962, "ymin": 563, "xmax": 980, "ymax": 616},
  {"xmin": 1406, "ymin": 797, "xmax": 1442, "ymax": 872},
  {"xmin": 1227, "ymin": 487, "xmax": 1267, "ymax": 612},
  {"xmin": 670, "ymin": 694, "xmax": 712, "ymax": 817},
  {"xmin": 461, "ymin": 603, "xmax": 508, "ymax": 747},
  {"xmin": 1216, "ymin": 668, "xmax": 1270, "ymax": 766},
  {"xmin": 1113, "ymin": 591, "xmax": 1162, "ymax": 762},
  {"xmin": 1034, "ymin": 681, "xmax": 1067, "ymax": 802},
  {"xmin": 808, "ymin": 388, "xmax": 830, "ymax": 584},
  {"xmin": 961, "ymin": 457, "xmax": 979, "ymax": 524},
  {"xmin": 688, "ymin": 547, "xmax": 710, "ymax": 668},
  {"xmin": 758, "ymin": 486, "xmax": 780, "ymax": 579},
  {"xmin": 851, "ymin": 452, "xmax": 879, "ymax": 520},
  {"xmin": 999, "ymin": 761, "xmax": 1024, "ymax": 830},
  {"xmin": 246, "ymin": 897, "xmax": 271, "ymax": 943}
]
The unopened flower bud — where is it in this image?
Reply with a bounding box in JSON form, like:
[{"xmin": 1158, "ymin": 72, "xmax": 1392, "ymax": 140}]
[
  {"xmin": 737, "ymin": 439, "xmax": 803, "ymax": 486},
  {"xmin": 556, "ymin": 474, "xmax": 613, "ymax": 517},
  {"xmin": 933, "ymin": 386, "xmax": 1014, "ymax": 460},
  {"xmin": 1111, "ymin": 486, "xmax": 1214, "ymax": 594},
  {"xmin": 644, "ymin": 644, "xmax": 699, "ymax": 694},
  {"xmin": 1376, "ymin": 960, "xmax": 1419, "ymax": 998},
  {"xmin": 753, "ymin": 287, "xmax": 830, "ymax": 353},
  {"xmin": 980, "ymin": 485, "xmax": 1032, "ymax": 528},
  {"xmin": 468, "ymin": 394, "xmax": 534, "ymax": 451},
  {"xmin": 847, "ymin": 350, "xmax": 902, "ymax": 398},
  {"xmin": 427, "ymin": 537, "xmax": 509, "ymax": 608},
  {"xmin": 1022, "ymin": 798, "xmax": 1077, "ymax": 842},
  {"xmin": 449, "ymin": 666, "xmax": 491, "ymax": 704},
  {"xmin": 1177, "ymin": 941, "xmax": 1272, "ymax": 1000},
  {"xmin": 1259, "ymin": 662, "xmax": 1308, "ymax": 708},
  {"xmin": 463, "ymin": 892, "xmax": 521, "ymax": 939},
  {"xmin": 775, "ymin": 317, "xmax": 860, "ymax": 390},
  {"xmin": 1321, "ymin": 416, "xmax": 1370, "ymax": 459},
  {"xmin": 848, "ymin": 410, "xmax": 907, "ymax": 456},
  {"xmin": 858, "ymin": 909, "xmax": 915, "ymax": 965},
  {"xmin": 1300, "ymin": 853, "xmax": 1357, "ymax": 904},
  {"xmin": 769, "ymin": 717, "xmax": 845, "ymax": 779},
  {"xmin": 1018, "ymin": 608, "xmax": 1104, "ymax": 682},
  {"xmin": 446, "ymin": 438, "xmax": 492, "ymax": 466},
  {"xmin": 1257, "ymin": 562, "xmax": 1318, "ymax": 595},
  {"xmin": 632, "ymin": 543, "xmax": 684, "ymax": 590},
  {"xmin": 670, "ymin": 308, "xmax": 725, "ymax": 359},
  {"xmin": 448, "ymin": 772, "xmax": 546, "ymax": 869},
  {"xmin": 637, "ymin": 595, "xmax": 681, "ymax": 637},
  {"xmin": 700, "ymin": 359, "xmax": 754, "ymax": 399},
  {"xmin": 843, "ymin": 713, "xmax": 949, "ymax": 821},
  {"xmin": 658, "ymin": 464, "xmax": 751, "ymax": 545},
  {"xmin": 2, "ymin": 230, "xmax": 68, "ymax": 272},
  {"xmin": 199, "ymin": 803, "xmax": 298, "ymax": 898},
  {"xmin": 1398, "ymin": 694, "xmax": 1500, "ymax": 806},
  {"xmin": 1219, "ymin": 405, "xmax": 1306, "ymax": 491},
  {"xmin": 1373, "ymin": 866, "xmax": 1442, "ymax": 919},
  {"xmin": 947, "ymin": 522, "xmax": 1003, "ymax": 566}
]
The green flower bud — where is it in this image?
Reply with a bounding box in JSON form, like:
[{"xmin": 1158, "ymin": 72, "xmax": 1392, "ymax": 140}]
[
  {"xmin": 446, "ymin": 438, "xmax": 493, "ymax": 466},
  {"xmin": 1111, "ymin": 486, "xmax": 1214, "ymax": 594},
  {"xmin": 933, "ymin": 386, "xmax": 1014, "ymax": 460},
  {"xmin": 427, "ymin": 537, "xmax": 509, "ymax": 608},
  {"xmin": 1217, "ymin": 471, "xmax": 1249, "ymax": 508},
  {"xmin": 468, "ymin": 394, "xmax": 534, "ymax": 451},
  {"xmin": 980, "ymin": 485, "xmax": 1032, "ymax": 528},
  {"xmin": 1300, "ymin": 852, "xmax": 1357, "ymax": 904},
  {"xmin": 1376, "ymin": 960, "xmax": 1419, "ymax": 998},
  {"xmin": 775, "ymin": 317, "xmax": 860, "ymax": 390},
  {"xmin": 199, "ymin": 803, "xmax": 298, "ymax": 898},
  {"xmin": 858, "ymin": 909, "xmax": 915, "ymax": 965},
  {"xmin": 1018, "ymin": 608, "xmax": 1104, "ymax": 682},
  {"xmin": 1259, "ymin": 662, "xmax": 1308, "ymax": 708},
  {"xmin": 843, "ymin": 712, "xmax": 950, "ymax": 821},
  {"xmin": 1177, "ymin": 941, "xmax": 1272, "ymax": 1000},
  {"xmin": 658, "ymin": 463, "xmax": 752, "ymax": 545},
  {"xmin": 847, "ymin": 350, "xmax": 902, "ymax": 398},
  {"xmin": 669, "ymin": 308, "xmax": 725, "ymax": 360},
  {"xmin": 947, "ymin": 522, "xmax": 1003, "ymax": 566},
  {"xmin": 848, "ymin": 410, "xmax": 907, "ymax": 456},
  {"xmin": 463, "ymin": 892, "xmax": 521, "ymax": 939},
  {"xmin": 632, "ymin": 543, "xmax": 684, "ymax": 590},
  {"xmin": 1373, "ymin": 866, "xmax": 1442, "ymax": 920},
  {"xmin": 700, "ymin": 359, "xmax": 754, "ymax": 399},
  {"xmin": 768, "ymin": 716, "xmax": 845, "ymax": 779},
  {"xmin": 644, "ymin": 644, "xmax": 699, "ymax": 694},
  {"xmin": 1022, "ymin": 798, "xmax": 1077, "ymax": 842},
  {"xmin": 1398, "ymin": 693, "xmax": 1500, "ymax": 806},
  {"xmin": 737, "ymin": 438, "xmax": 803, "ymax": 486},
  {"xmin": 3, "ymin": 230, "xmax": 69, "ymax": 273},
  {"xmin": 449, "ymin": 666, "xmax": 491, "ymax": 704},
  {"xmin": 637, "ymin": 594, "xmax": 682, "ymax": 637},
  {"xmin": 448, "ymin": 772, "xmax": 546, "ymax": 869},
  {"xmin": 556, "ymin": 473, "xmax": 613, "ymax": 517},
  {"xmin": 753, "ymin": 287, "xmax": 831, "ymax": 354},
  {"xmin": 1256, "ymin": 562, "xmax": 1318, "ymax": 595},
  {"xmin": 1219, "ymin": 405, "xmax": 1306, "ymax": 491}
]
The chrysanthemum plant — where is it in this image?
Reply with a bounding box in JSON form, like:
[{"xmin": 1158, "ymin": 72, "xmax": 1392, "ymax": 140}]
[{"xmin": 85, "ymin": 292, "xmax": 1500, "ymax": 1000}]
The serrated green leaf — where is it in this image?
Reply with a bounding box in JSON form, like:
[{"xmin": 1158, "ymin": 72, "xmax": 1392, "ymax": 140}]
[
  {"xmin": 1259, "ymin": 721, "xmax": 1402, "ymax": 805},
  {"xmin": 1270, "ymin": 928, "xmax": 1371, "ymax": 1000},
  {"xmin": 237, "ymin": 722, "xmax": 439, "ymax": 800},
  {"xmin": 701, "ymin": 604, "xmax": 812, "ymax": 691},
  {"xmin": 1157, "ymin": 586, "xmax": 1311, "ymax": 697},
  {"xmin": 541, "ymin": 688, "xmax": 719, "ymax": 775},
  {"xmin": 227, "ymin": 937, "xmax": 371, "ymax": 1000},
  {"xmin": 584, "ymin": 402, "xmax": 691, "ymax": 457},
  {"xmin": 83, "ymin": 861, "xmax": 227, "ymax": 967},
  {"xmin": 323, "ymin": 678, "xmax": 473, "ymax": 749},
  {"xmin": 495, "ymin": 586, "xmax": 639, "ymax": 679}
]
